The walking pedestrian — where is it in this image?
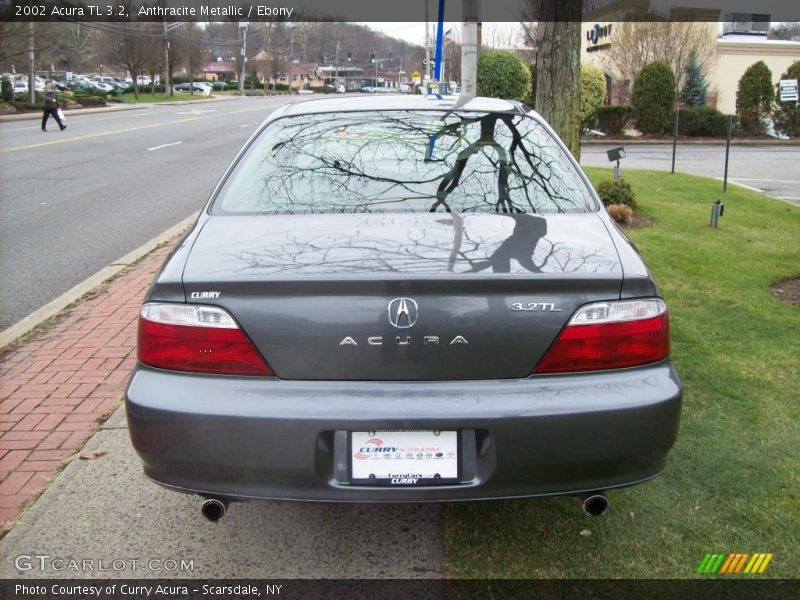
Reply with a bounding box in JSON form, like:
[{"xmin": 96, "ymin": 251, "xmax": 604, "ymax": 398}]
[{"xmin": 41, "ymin": 81, "xmax": 66, "ymax": 132}]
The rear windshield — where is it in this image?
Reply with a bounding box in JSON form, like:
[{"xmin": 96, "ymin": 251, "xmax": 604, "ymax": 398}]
[{"xmin": 213, "ymin": 110, "xmax": 595, "ymax": 215}]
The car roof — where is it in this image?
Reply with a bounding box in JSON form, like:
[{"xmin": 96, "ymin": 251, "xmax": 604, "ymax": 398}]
[{"xmin": 275, "ymin": 95, "xmax": 527, "ymax": 118}]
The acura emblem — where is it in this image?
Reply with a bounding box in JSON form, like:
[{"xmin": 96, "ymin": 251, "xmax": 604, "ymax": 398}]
[{"xmin": 388, "ymin": 298, "xmax": 418, "ymax": 328}]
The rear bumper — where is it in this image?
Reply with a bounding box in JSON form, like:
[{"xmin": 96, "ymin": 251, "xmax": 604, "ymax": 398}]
[{"xmin": 125, "ymin": 362, "xmax": 682, "ymax": 502}]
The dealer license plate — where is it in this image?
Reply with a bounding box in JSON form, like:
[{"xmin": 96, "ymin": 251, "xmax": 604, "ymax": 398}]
[{"xmin": 349, "ymin": 430, "xmax": 460, "ymax": 486}]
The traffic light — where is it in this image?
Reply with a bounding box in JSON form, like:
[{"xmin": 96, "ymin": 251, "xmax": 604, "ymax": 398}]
[
  {"xmin": 370, "ymin": 53, "xmax": 375, "ymax": 64},
  {"xmin": 347, "ymin": 52, "xmax": 352, "ymax": 63}
]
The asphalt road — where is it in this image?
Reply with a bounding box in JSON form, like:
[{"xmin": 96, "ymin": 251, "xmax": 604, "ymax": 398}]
[
  {"xmin": 581, "ymin": 143, "xmax": 800, "ymax": 204},
  {"xmin": 0, "ymin": 96, "xmax": 294, "ymax": 330}
]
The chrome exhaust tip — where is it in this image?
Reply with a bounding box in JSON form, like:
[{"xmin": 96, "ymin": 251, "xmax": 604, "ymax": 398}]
[
  {"xmin": 201, "ymin": 497, "xmax": 228, "ymax": 522},
  {"xmin": 580, "ymin": 493, "xmax": 608, "ymax": 517}
]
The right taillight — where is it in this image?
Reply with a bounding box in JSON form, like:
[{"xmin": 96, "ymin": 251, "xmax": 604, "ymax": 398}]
[
  {"xmin": 138, "ymin": 302, "xmax": 274, "ymax": 376},
  {"xmin": 534, "ymin": 298, "xmax": 670, "ymax": 374}
]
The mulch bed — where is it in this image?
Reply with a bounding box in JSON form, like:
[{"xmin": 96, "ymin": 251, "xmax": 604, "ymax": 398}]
[{"xmin": 770, "ymin": 276, "xmax": 800, "ymax": 307}]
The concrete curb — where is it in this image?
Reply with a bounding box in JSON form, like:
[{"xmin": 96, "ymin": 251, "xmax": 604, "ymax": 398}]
[{"xmin": 0, "ymin": 212, "xmax": 199, "ymax": 351}]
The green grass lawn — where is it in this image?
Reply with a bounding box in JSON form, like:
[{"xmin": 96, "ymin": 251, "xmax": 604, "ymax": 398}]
[{"xmin": 444, "ymin": 169, "xmax": 800, "ymax": 578}]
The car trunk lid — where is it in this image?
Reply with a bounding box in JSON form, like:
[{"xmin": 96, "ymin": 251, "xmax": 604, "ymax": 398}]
[{"xmin": 182, "ymin": 213, "xmax": 622, "ymax": 380}]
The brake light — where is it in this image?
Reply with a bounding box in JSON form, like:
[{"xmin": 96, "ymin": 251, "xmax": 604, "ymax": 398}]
[
  {"xmin": 534, "ymin": 299, "xmax": 670, "ymax": 374},
  {"xmin": 138, "ymin": 303, "xmax": 273, "ymax": 376}
]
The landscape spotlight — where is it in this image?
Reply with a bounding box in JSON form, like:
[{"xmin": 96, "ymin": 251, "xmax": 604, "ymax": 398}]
[{"xmin": 607, "ymin": 146, "xmax": 626, "ymax": 181}]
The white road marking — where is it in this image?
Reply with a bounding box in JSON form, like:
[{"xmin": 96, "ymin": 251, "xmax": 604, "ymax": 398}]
[
  {"xmin": 147, "ymin": 141, "xmax": 183, "ymax": 151},
  {"xmin": 240, "ymin": 123, "xmax": 252, "ymax": 127},
  {"xmin": 175, "ymin": 109, "xmax": 216, "ymax": 115},
  {"xmin": 1, "ymin": 105, "xmax": 275, "ymax": 153}
]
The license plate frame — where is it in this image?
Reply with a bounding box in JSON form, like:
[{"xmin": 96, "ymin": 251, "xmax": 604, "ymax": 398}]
[{"xmin": 348, "ymin": 429, "xmax": 461, "ymax": 486}]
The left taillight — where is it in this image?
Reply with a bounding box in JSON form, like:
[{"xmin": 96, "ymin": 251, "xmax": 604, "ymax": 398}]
[{"xmin": 137, "ymin": 303, "xmax": 274, "ymax": 376}]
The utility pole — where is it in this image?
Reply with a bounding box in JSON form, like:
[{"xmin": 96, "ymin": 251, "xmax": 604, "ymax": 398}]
[
  {"xmin": 27, "ymin": 22, "xmax": 35, "ymax": 104},
  {"xmin": 335, "ymin": 40, "xmax": 341, "ymax": 88},
  {"xmin": 461, "ymin": 0, "xmax": 480, "ymax": 97},
  {"xmin": 162, "ymin": 18, "xmax": 171, "ymax": 96},
  {"xmin": 424, "ymin": 0, "xmax": 431, "ymax": 82},
  {"xmin": 239, "ymin": 22, "xmax": 248, "ymax": 96}
]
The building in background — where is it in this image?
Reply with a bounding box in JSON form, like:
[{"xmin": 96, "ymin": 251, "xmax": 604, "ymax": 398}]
[
  {"xmin": 581, "ymin": 1, "xmax": 800, "ymax": 114},
  {"xmin": 713, "ymin": 30, "xmax": 800, "ymax": 113},
  {"xmin": 200, "ymin": 61, "xmax": 237, "ymax": 82}
]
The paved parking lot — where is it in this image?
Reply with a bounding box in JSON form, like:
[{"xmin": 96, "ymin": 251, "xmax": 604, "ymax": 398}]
[{"xmin": 581, "ymin": 143, "xmax": 800, "ymax": 205}]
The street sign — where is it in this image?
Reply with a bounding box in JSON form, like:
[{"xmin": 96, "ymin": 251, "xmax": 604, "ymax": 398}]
[
  {"xmin": 779, "ymin": 79, "xmax": 798, "ymax": 102},
  {"xmin": 411, "ymin": 70, "xmax": 420, "ymax": 79}
]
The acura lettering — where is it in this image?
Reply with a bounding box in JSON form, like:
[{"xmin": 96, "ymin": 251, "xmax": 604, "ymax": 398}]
[{"xmin": 339, "ymin": 335, "xmax": 469, "ymax": 346}]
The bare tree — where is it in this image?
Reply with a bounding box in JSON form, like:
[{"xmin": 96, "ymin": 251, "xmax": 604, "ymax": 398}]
[
  {"xmin": 606, "ymin": 17, "xmax": 717, "ymax": 100},
  {"xmin": 50, "ymin": 23, "xmax": 98, "ymax": 73},
  {"xmin": 101, "ymin": 22, "xmax": 157, "ymax": 98},
  {"xmin": 481, "ymin": 23, "xmax": 521, "ymax": 51},
  {"xmin": 769, "ymin": 22, "xmax": 800, "ymax": 40},
  {"xmin": 172, "ymin": 23, "xmax": 207, "ymax": 95}
]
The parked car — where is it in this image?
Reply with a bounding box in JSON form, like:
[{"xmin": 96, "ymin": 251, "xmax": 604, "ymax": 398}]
[
  {"xmin": 12, "ymin": 81, "xmax": 28, "ymax": 94},
  {"xmin": 175, "ymin": 82, "xmax": 212, "ymax": 92},
  {"xmin": 90, "ymin": 82, "xmax": 114, "ymax": 93},
  {"xmin": 16, "ymin": 77, "xmax": 44, "ymax": 91},
  {"xmin": 336, "ymin": 84, "xmax": 346, "ymax": 94},
  {"xmin": 126, "ymin": 96, "xmax": 681, "ymax": 521}
]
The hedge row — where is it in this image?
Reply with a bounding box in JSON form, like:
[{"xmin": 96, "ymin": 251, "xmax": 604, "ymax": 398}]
[
  {"xmin": 677, "ymin": 106, "xmax": 730, "ymax": 137},
  {"xmin": 595, "ymin": 106, "xmax": 633, "ymax": 135}
]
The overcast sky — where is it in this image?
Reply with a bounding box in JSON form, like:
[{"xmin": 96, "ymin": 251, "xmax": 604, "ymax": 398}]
[{"xmin": 366, "ymin": 22, "xmax": 523, "ymax": 49}]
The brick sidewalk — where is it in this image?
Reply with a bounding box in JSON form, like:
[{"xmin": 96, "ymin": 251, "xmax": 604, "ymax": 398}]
[{"xmin": 0, "ymin": 245, "xmax": 171, "ymax": 536}]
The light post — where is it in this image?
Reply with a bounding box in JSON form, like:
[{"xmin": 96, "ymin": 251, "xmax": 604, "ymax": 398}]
[
  {"xmin": 398, "ymin": 56, "xmax": 403, "ymax": 90},
  {"xmin": 334, "ymin": 41, "xmax": 341, "ymax": 89},
  {"xmin": 370, "ymin": 56, "xmax": 399, "ymax": 91},
  {"xmin": 239, "ymin": 21, "xmax": 248, "ymax": 96}
]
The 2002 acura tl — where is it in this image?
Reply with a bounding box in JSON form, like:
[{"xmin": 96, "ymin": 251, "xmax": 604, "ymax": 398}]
[{"xmin": 125, "ymin": 96, "xmax": 682, "ymax": 520}]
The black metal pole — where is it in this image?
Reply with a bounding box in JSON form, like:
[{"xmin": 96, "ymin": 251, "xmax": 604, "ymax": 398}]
[
  {"xmin": 723, "ymin": 115, "xmax": 732, "ymax": 192},
  {"xmin": 671, "ymin": 108, "xmax": 679, "ymax": 174}
]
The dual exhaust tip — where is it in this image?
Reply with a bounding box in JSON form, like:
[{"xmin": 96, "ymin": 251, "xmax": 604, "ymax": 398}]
[
  {"xmin": 580, "ymin": 492, "xmax": 609, "ymax": 517},
  {"xmin": 201, "ymin": 497, "xmax": 228, "ymax": 522},
  {"xmin": 201, "ymin": 493, "xmax": 608, "ymax": 520}
]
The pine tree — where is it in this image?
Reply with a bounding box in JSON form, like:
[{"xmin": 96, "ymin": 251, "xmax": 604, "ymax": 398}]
[{"xmin": 681, "ymin": 53, "xmax": 708, "ymax": 107}]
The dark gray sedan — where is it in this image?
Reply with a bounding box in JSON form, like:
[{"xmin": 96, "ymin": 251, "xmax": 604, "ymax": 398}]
[{"xmin": 126, "ymin": 96, "xmax": 681, "ymax": 519}]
